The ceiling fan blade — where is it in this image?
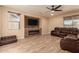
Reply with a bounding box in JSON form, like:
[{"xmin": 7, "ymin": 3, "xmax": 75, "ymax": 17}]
[
  {"xmin": 46, "ymin": 7, "xmax": 52, "ymax": 10},
  {"xmin": 55, "ymin": 5, "xmax": 62, "ymax": 10},
  {"xmin": 54, "ymin": 10, "xmax": 62, "ymax": 11}
]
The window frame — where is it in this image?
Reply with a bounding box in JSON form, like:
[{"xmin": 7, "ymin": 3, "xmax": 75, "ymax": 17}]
[
  {"xmin": 64, "ymin": 15, "xmax": 79, "ymax": 27},
  {"xmin": 8, "ymin": 11, "xmax": 21, "ymax": 30}
]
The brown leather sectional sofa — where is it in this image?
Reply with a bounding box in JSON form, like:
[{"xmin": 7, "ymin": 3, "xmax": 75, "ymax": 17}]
[
  {"xmin": 51, "ymin": 27, "xmax": 79, "ymax": 53},
  {"xmin": 60, "ymin": 38, "xmax": 79, "ymax": 53},
  {"xmin": 51, "ymin": 27, "xmax": 78, "ymax": 38},
  {"xmin": 0, "ymin": 35, "xmax": 17, "ymax": 46}
]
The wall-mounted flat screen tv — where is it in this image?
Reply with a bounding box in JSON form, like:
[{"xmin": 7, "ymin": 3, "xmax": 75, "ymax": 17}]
[{"xmin": 28, "ymin": 18, "xmax": 39, "ymax": 26}]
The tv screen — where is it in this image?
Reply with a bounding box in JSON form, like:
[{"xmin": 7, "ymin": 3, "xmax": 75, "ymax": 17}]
[{"xmin": 28, "ymin": 18, "xmax": 39, "ymax": 26}]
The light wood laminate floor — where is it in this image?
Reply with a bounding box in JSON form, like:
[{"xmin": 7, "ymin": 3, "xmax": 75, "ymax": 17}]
[{"xmin": 0, "ymin": 35, "xmax": 69, "ymax": 53}]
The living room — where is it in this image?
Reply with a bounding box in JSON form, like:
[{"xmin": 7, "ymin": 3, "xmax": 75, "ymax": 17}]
[{"xmin": 0, "ymin": 5, "xmax": 79, "ymax": 53}]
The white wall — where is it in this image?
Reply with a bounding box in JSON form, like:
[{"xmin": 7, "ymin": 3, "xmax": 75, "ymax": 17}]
[
  {"xmin": 0, "ymin": 7, "xmax": 2, "ymax": 37},
  {"xmin": 40, "ymin": 18, "xmax": 49, "ymax": 35},
  {"xmin": 0, "ymin": 8, "xmax": 1, "ymax": 36},
  {"xmin": 48, "ymin": 16, "xmax": 64, "ymax": 34}
]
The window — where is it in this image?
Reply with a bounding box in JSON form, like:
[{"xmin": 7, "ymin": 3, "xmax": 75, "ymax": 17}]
[
  {"xmin": 64, "ymin": 15, "xmax": 79, "ymax": 27},
  {"xmin": 8, "ymin": 11, "xmax": 20, "ymax": 30},
  {"xmin": 64, "ymin": 19, "xmax": 72, "ymax": 26}
]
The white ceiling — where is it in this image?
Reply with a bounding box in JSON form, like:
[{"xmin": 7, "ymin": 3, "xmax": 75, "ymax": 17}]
[{"xmin": 4, "ymin": 5, "xmax": 79, "ymax": 18}]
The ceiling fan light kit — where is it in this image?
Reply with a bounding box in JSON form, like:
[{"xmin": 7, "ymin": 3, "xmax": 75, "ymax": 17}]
[
  {"xmin": 51, "ymin": 11, "xmax": 54, "ymax": 16},
  {"xmin": 51, "ymin": 11, "xmax": 54, "ymax": 12},
  {"xmin": 50, "ymin": 13, "xmax": 54, "ymax": 16}
]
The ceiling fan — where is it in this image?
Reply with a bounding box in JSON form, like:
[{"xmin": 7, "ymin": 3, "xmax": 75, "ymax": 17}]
[{"xmin": 46, "ymin": 5, "xmax": 62, "ymax": 15}]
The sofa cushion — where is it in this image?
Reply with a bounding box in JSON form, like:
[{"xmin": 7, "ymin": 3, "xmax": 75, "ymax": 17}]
[{"xmin": 64, "ymin": 34, "xmax": 77, "ymax": 40}]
